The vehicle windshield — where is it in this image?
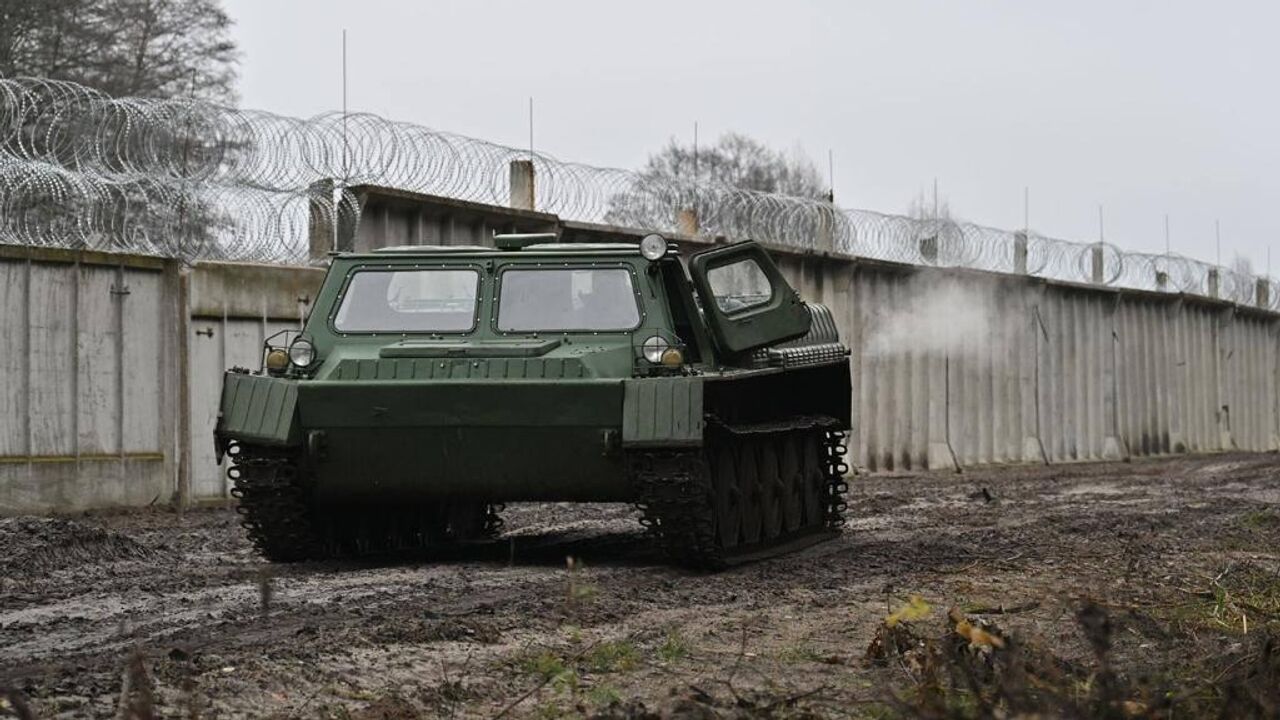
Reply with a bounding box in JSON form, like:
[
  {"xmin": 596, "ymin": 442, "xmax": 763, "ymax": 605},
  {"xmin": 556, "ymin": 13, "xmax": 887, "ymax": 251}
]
[
  {"xmin": 334, "ymin": 269, "xmax": 479, "ymax": 332},
  {"xmin": 497, "ymin": 268, "xmax": 640, "ymax": 332}
]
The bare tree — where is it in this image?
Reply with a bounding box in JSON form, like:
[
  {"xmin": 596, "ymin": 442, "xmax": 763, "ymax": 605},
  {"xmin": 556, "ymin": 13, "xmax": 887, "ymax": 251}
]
[
  {"xmin": 0, "ymin": 0, "xmax": 237, "ymax": 102},
  {"xmin": 0, "ymin": 0, "xmax": 100, "ymax": 82},
  {"xmin": 906, "ymin": 188, "xmax": 953, "ymax": 222},
  {"xmin": 640, "ymin": 133, "xmax": 828, "ymax": 199},
  {"xmin": 906, "ymin": 187, "xmax": 961, "ymax": 265}
]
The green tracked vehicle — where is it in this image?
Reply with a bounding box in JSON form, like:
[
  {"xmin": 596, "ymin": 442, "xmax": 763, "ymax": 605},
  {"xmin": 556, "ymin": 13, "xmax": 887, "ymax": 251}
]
[{"xmin": 214, "ymin": 234, "xmax": 851, "ymax": 568}]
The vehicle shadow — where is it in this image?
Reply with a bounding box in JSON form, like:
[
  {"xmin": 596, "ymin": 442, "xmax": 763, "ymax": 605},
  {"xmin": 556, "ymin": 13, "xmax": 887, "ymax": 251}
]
[{"xmin": 287, "ymin": 528, "xmax": 664, "ymax": 573}]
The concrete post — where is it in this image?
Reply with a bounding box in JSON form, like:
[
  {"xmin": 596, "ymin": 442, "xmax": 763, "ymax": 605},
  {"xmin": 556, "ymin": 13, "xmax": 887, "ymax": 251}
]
[
  {"xmin": 1216, "ymin": 309, "xmax": 1234, "ymax": 449},
  {"xmin": 1101, "ymin": 295, "xmax": 1125, "ymax": 460},
  {"xmin": 816, "ymin": 202, "xmax": 835, "ymax": 253},
  {"xmin": 926, "ymin": 353, "xmax": 957, "ymax": 471},
  {"xmin": 919, "ymin": 234, "xmax": 939, "ymax": 265},
  {"xmin": 1013, "ymin": 231, "xmax": 1028, "ymax": 274},
  {"xmin": 1020, "ymin": 290, "xmax": 1048, "ymax": 463},
  {"xmin": 1256, "ymin": 278, "xmax": 1271, "ymax": 308},
  {"xmin": 509, "ymin": 160, "xmax": 535, "ymax": 211},
  {"xmin": 1207, "ymin": 269, "xmax": 1221, "ymax": 299},
  {"xmin": 1091, "ymin": 244, "xmax": 1105, "ymax": 284},
  {"xmin": 335, "ymin": 190, "xmax": 358, "ymax": 254},
  {"xmin": 307, "ymin": 179, "xmax": 335, "ymax": 263},
  {"xmin": 173, "ymin": 264, "xmax": 191, "ymax": 510},
  {"xmin": 676, "ymin": 208, "xmax": 699, "ymax": 237}
]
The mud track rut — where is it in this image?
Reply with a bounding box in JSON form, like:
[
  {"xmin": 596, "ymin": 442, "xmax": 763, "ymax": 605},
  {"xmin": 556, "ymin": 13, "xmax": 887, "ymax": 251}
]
[{"xmin": 2, "ymin": 453, "xmax": 1279, "ymax": 718}]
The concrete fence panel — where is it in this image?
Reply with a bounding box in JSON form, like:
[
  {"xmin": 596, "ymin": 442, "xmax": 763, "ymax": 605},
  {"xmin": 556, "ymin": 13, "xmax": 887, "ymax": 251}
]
[
  {"xmin": 1219, "ymin": 311, "xmax": 1278, "ymax": 452},
  {"xmin": 0, "ymin": 250, "xmax": 176, "ymax": 513}
]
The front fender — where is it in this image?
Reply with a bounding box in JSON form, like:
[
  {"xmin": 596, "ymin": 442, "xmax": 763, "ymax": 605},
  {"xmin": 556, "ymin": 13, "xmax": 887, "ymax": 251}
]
[
  {"xmin": 214, "ymin": 372, "xmax": 302, "ymax": 457},
  {"xmin": 621, "ymin": 376, "xmax": 704, "ymax": 448}
]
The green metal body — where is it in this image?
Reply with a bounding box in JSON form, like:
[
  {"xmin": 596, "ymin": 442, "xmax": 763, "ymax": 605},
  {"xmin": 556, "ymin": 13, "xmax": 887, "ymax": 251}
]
[{"xmin": 215, "ymin": 241, "xmax": 851, "ymax": 506}]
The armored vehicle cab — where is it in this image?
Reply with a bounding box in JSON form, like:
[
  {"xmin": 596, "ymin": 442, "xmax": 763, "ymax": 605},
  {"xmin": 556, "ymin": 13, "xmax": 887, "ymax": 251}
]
[{"xmin": 215, "ymin": 234, "xmax": 851, "ymax": 568}]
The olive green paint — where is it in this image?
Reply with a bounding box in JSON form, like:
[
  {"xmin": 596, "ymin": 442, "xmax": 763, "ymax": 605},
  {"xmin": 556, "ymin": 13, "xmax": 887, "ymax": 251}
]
[
  {"xmin": 217, "ymin": 373, "xmax": 300, "ymax": 446},
  {"xmin": 622, "ymin": 376, "xmax": 704, "ymax": 447}
]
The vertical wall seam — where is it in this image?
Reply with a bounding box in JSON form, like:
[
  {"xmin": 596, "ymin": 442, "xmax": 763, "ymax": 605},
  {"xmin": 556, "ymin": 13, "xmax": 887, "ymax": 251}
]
[
  {"xmin": 115, "ymin": 265, "xmax": 126, "ymax": 463},
  {"xmin": 71, "ymin": 261, "xmax": 80, "ymax": 475},
  {"xmin": 23, "ymin": 259, "xmax": 33, "ymax": 491},
  {"xmin": 1033, "ymin": 302, "xmax": 1049, "ymax": 464}
]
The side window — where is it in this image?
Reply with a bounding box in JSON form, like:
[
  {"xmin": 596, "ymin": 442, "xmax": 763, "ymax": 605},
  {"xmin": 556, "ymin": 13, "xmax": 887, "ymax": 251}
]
[{"xmin": 706, "ymin": 258, "xmax": 773, "ymax": 314}]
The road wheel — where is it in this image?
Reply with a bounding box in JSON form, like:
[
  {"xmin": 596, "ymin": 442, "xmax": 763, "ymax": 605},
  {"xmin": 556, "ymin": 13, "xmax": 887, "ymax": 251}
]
[
  {"xmin": 800, "ymin": 432, "xmax": 826, "ymax": 526},
  {"xmin": 444, "ymin": 501, "xmax": 488, "ymax": 540},
  {"xmin": 778, "ymin": 433, "xmax": 805, "ymax": 533},
  {"xmin": 757, "ymin": 439, "xmax": 784, "ymax": 541},
  {"xmin": 711, "ymin": 441, "xmax": 742, "ymax": 550}
]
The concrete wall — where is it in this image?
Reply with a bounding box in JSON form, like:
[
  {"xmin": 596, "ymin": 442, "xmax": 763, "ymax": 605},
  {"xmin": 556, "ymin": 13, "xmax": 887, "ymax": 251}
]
[
  {"xmin": 776, "ymin": 254, "xmax": 1279, "ymax": 472},
  {"xmin": 2, "ymin": 188, "xmax": 1277, "ymax": 512}
]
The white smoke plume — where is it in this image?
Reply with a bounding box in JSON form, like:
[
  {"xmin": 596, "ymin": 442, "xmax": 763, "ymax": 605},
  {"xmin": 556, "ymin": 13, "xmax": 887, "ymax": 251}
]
[{"xmin": 863, "ymin": 271, "xmax": 1002, "ymax": 360}]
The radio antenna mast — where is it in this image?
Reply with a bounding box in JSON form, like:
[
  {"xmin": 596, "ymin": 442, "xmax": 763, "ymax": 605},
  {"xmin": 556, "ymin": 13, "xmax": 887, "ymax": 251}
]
[{"xmin": 341, "ymin": 29, "xmax": 349, "ymax": 185}]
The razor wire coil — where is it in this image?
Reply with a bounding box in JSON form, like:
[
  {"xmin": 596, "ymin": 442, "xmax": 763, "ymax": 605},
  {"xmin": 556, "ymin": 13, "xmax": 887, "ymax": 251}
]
[{"xmin": 0, "ymin": 75, "xmax": 1272, "ymax": 308}]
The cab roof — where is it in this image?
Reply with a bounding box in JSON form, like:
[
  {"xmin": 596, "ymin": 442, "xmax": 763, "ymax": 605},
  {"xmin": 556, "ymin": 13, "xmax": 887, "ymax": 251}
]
[{"xmin": 341, "ymin": 242, "xmax": 644, "ymax": 258}]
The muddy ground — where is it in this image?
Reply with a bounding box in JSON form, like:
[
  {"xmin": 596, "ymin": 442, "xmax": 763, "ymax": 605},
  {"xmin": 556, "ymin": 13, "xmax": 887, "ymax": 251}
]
[{"xmin": 2, "ymin": 453, "xmax": 1280, "ymax": 719}]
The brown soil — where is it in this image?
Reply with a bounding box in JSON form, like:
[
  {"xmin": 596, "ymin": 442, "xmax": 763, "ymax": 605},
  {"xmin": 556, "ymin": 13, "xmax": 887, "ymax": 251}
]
[{"xmin": 2, "ymin": 453, "xmax": 1279, "ymax": 718}]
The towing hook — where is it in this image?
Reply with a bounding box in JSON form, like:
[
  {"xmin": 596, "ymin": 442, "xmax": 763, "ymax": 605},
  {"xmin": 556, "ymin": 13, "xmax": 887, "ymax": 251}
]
[{"xmin": 306, "ymin": 430, "xmax": 329, "ymax": 461}]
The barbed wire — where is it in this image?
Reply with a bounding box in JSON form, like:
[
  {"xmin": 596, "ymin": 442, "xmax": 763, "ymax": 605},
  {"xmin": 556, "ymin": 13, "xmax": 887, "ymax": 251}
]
[{"xmin": 0, "ymin": 76, "xmax": 1271, "ymax": 307}]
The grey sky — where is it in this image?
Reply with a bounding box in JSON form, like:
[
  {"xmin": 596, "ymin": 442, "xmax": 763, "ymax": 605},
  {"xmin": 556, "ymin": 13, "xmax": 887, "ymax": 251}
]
[{"xmin": 223, "ymin": 0, "xmax": 1279, "ymax": 271}]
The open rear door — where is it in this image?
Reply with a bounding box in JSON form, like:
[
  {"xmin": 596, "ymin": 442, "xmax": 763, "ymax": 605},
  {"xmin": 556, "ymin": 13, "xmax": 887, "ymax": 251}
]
[{"xmin": 689, "ymin": 241, "xmax": 811, "ymax": 356}]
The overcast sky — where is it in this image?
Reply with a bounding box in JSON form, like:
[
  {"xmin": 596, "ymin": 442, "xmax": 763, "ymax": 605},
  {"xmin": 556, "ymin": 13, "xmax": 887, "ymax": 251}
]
[{"xmin": 222, "ymin": 0, "xmax": 1279, "ymax": 272}]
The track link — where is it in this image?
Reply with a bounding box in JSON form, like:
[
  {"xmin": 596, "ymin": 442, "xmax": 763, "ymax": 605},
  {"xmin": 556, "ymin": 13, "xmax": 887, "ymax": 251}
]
[
  {"xmin": 631, "ymin": 450, "xmax": 724, "ymax": 568},
  {"xmin": 226, "ymin": 441, "xmax": 503, "ymax": 562},
  {"xmin": 630, "ymin": 421, "xmax": 849, "ymax": 570},
  {"xmin": 227, "ymin": 442, "xmax": 325, "ymax": 562}
]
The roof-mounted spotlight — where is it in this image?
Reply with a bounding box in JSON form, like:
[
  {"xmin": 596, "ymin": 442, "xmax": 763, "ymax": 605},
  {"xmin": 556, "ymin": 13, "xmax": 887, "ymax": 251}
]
[{"xmin": 639, "ymin": 233, "xmax": 668, "ymax": 262}]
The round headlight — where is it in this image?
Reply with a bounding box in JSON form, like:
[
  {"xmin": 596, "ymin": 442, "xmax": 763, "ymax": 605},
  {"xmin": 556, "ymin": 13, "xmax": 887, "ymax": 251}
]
[
  {"xmin": 288, "ymin": 338, "xmax": 316, "ymax": 367},
  {"xmin": 660, "ymin": 348, "xmax": 684, "ymax": 367},
  {"xmin": 265, "ymin": 349, "xmax": 289, "ymax": 372},
  {"xmin": 641, "ymin": 335, "xmax": 670, "ymax": 364},
  {"xmin": 639, "ymin": 233, "xmax": 667, "ymax": 261}
]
